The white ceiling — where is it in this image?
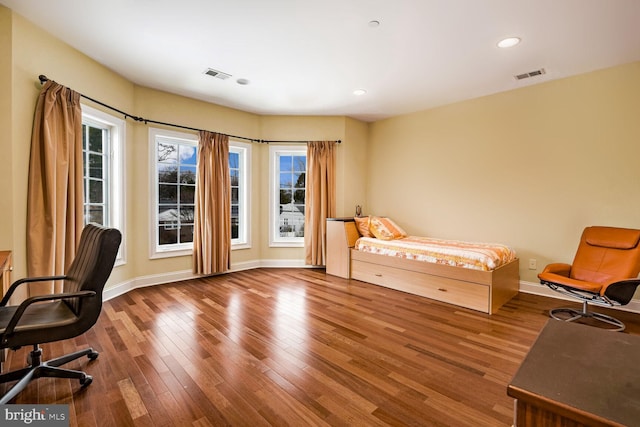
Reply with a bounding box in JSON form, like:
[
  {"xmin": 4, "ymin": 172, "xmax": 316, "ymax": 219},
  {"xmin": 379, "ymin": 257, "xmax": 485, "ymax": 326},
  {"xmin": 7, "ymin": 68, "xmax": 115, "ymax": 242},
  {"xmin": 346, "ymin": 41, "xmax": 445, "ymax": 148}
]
[{"xmin": 3, "ymin": 0, "xmax": 640, "ymax": 121}]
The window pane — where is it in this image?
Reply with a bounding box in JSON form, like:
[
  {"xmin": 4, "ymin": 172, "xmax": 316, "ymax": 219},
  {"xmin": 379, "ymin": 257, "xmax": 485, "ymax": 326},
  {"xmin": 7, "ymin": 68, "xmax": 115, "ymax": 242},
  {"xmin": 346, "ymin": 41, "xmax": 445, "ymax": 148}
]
[
  {"xmin": 180, "ymin": 185, "xmax": 195, "ymax": 204},
  {"xmin": 158, "ymin": 142, "xmax": 178, "ymax": 163},
  {"xmin": 179, "ymin": 225, "xmax": 194, "ymax": 244},
  {"xmin": 230, "ymin": 170, "xmax": 239, "ymax": 186},
  {"xmin": 158, "ymin": 165, "xmax": 178, "ymax": 183},
  {"xmin": 179, "ymin": 145, "xmax": 197, "ymax": 165},
  {"xmin": 87, "ymin": 205, "xmax": 104, "ymax": 225},
  {"xmin": 159, "ymin": 184, "xmax": 177, "ymax": 204},
  {"xmin": 89, "ymin": 153, "xmax": 103, "ymax": 179},
  {"xmin": 89, "ymin": 179, "xmax": 103, "ymax": 203},
  {"xmin": 82, "ymin": 125, "xmax": 87, "ymax": 150},
  {"xmin": 293, "ymin": 156, "xmax": 306, "ymax": 172},
  {"xmin": 231, "ymin": 187, "xmax": 238, "ymax": 204},
  {"xmin": 88, "ymin": 127, "xmax": 103, "ymax": 153},
  {"xmin": 229, "ymin": 152, "xmax": 239, "ymax": 169},
  {"xmin": 280, "ymin": 173, "xmax": 292, "ymax": 188},
  {"xmin": 294, "ymin": 173, "xmax": 305, "ymax": 188},
  {"xmin": 158, "ymin": 205, "xmax": 178, "ymax": 225},
  {"xmin": 180, "ymin": 206, "xmax": 194, "ymax": 223},
  {"xmin": 159, "ymin": 226, "xmax": 178, "ymax": 245},
  {"xmin": 279, "ymin": 204, "xmax": 304, "ymax": 237},
  {"xmin": 280, "ymin": 189, "xmax": 292, "ymax": 205},
  {"xmin": 180, "ymin": 166, "xmax": 196, "ymax": 184},
  {"xmin": 294, "ymin": 189, "xmax": 305, "ymax": 204},
  {"xmin": 279, "ymin": 156, "xmax": 292, "ymax": 172}
]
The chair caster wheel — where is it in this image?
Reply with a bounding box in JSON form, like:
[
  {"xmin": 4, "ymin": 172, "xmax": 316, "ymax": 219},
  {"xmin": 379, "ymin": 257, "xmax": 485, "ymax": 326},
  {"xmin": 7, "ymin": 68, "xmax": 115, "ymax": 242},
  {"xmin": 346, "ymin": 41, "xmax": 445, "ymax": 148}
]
[
  {"xmin": 88, "ymin": 351, "xmax": 99, "ymax": 360},
  {"xmin": 80, "ymin": 375, "xmax": 93, "ymax": 387}
]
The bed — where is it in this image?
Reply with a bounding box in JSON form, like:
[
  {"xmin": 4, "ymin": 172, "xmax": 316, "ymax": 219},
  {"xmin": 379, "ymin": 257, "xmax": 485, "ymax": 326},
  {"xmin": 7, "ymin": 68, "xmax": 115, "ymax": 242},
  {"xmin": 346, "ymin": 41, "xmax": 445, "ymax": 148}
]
[{"xmin": 326, "ymin": 217, "xmax": 520, "ymax": 314}]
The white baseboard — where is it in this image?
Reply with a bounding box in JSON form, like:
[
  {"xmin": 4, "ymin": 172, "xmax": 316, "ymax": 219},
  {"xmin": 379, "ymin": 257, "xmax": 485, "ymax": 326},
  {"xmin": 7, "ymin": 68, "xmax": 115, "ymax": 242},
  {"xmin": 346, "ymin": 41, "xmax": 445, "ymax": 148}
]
[
  {"xmin": 519, "ymin": 280, "xmax": 640, "ymax": 314},
  {"xmin": 103, "ymin": 259, "xmax": 315, "ymax": 301}
]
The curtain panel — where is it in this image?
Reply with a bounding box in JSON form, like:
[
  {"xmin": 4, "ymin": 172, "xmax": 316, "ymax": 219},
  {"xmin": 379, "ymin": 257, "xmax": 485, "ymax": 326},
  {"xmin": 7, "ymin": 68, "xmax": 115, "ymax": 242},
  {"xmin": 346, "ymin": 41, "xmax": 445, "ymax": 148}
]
[
  {"xmin": 26, "ymin": 80, "xmax": 84, "ymax": 296},
  {"xmin": 193, "ymin": 131, "xmax": 231, "ymax": 275},
  {"xmin": 304, "ymin": 141, "xmax": 336, "ymax": 266}
]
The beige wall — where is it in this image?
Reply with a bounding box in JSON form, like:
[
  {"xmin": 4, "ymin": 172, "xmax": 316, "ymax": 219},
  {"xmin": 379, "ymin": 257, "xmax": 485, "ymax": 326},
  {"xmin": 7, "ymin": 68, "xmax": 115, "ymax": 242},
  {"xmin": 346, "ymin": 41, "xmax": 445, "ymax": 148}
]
[
  {"xmin": 368, "ymin": 61, "xmax": 640, "ymax": 284},
  {"xmin": 1, "ymin": 7, "xmax": 361, "ymax": 292},
  {"xmin": 0, "ymin": 7, "xmax": 13, "ymax": 253}
]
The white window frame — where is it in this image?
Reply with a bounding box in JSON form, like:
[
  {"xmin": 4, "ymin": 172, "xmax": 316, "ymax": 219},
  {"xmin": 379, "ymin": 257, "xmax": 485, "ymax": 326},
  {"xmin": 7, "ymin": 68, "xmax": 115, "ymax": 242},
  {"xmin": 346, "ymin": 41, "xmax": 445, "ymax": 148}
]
[
  {"xmin": 81, "ymin": 105, "xmax": 126, "ymax": 265},
  {"xmin": 269, "ymin": 144, "xmax": 307, "ymax": 248},
  {"xmin": 149, "ymin": 130, "xmax": 251, "ymax": 258},
  {"xmin": 230, "ymin": 140, "xmax": 251, "ymax": 249},
  {"xmin": 149, "ymin": 128, "xmax": 198, "ymax": 259}
]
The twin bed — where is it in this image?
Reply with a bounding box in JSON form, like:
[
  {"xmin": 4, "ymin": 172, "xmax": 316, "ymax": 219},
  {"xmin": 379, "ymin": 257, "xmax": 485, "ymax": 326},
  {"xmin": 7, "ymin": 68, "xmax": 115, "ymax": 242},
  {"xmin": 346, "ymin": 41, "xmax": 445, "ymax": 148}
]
[{"xmin": 326, "ymin": 217, "xmax": 520, "ymax": 314}]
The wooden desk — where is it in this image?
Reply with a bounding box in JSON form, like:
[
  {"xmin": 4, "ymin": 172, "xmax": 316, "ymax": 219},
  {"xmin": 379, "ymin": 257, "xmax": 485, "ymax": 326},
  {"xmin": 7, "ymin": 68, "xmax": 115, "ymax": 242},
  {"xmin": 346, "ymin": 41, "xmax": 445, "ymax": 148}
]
[
  {"xmin": 0, "ymin": 250, "xmax": 11, "ymax": 297},
  {"xmin": 507, "ymin": 319, "xmax": 640, "ymax": 427}
]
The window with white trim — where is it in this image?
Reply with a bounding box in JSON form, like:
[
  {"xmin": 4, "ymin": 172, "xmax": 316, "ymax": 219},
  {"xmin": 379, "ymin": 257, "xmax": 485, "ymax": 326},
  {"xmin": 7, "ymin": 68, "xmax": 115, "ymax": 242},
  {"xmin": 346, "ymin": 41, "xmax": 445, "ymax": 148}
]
[
  {"xmin": 150, "ymin": 128, "xmax": 197, "ymax": 257},
  {"xmin": 81, "ymin": 105, "xmax": 125, "ymax": 263},
  {"xmin": 150, "ymin": 129, "xmax": 251, "ymax": 257},
  {"xmin": 269, "ymin": 145, "xmax": 306, "ymax": 247},
  {"xmin": 230, "ymin": 141, "xmax": 251, "ymax": 248}
]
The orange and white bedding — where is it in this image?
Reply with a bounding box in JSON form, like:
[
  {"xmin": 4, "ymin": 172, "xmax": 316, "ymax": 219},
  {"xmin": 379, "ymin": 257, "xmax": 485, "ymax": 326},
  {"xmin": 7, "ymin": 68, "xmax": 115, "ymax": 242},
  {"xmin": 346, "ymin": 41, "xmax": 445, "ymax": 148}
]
[{"xmin": 354, "ymin": 236, "xmax": 516, "ymax": 271}]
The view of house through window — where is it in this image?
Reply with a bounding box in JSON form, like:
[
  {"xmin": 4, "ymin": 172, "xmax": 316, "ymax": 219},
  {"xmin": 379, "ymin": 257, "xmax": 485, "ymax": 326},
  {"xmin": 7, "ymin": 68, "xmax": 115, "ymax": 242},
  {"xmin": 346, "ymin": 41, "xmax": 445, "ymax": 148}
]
[
  {"xmin": 270, "ymin": 146, "xmax": 306, "ymax": 246},
  {"xmin": 156, "ymin": 138, "xmax": 197, "ymax": 246},
  {"xmin": 230, "ymin": 150, "xmax": 240, "ymax": 240}
]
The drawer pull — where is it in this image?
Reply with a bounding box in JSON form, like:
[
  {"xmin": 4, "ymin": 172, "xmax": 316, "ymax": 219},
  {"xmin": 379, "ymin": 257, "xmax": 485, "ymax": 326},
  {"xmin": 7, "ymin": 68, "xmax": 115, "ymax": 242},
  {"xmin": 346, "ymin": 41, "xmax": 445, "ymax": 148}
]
[
  {"xmin": 375, "ymin": 273, "xmax": 383, "ymax": 277},
  {"xmin": 437, "ymin": 288, "xmax": 448, "ymax": 292}
]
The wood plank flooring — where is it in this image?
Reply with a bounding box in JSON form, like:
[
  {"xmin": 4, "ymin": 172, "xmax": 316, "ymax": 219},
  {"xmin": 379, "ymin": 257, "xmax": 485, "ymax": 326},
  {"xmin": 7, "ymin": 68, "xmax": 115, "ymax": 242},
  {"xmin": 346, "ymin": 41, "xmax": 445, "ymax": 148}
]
[{"xmin": 2, "ymin": 268, "xmax": 640, "ymax": 426}]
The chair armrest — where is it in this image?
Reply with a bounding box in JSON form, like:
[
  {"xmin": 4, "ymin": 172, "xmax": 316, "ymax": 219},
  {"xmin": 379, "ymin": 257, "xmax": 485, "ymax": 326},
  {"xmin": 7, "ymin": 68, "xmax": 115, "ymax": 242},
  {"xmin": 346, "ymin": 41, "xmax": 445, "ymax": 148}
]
[
  {"xmin": 0, "ymin": 290, "xmax": 96, "ymax": 345},
  {"xmin": 0, "ymin": 275, "xmax": 67, "ymax": 306},
  {"xmin": 539, "ymin": 263, "xmax": 572, "ymax": 277},
  {"xmin": 601, "ymin": 279, "xmax": 640, "ymax": 305}
]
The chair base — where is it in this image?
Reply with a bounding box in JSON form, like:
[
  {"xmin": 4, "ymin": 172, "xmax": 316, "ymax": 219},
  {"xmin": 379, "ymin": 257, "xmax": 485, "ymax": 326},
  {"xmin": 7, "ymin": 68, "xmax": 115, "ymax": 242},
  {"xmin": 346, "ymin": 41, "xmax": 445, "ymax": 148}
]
[
  {"xmin": 0, "ymin": 344, "xmax": 98, "ymax": 404},
  {"xmin": 550, "ymin": 301, "xmax": 625, "ymax": 332}
]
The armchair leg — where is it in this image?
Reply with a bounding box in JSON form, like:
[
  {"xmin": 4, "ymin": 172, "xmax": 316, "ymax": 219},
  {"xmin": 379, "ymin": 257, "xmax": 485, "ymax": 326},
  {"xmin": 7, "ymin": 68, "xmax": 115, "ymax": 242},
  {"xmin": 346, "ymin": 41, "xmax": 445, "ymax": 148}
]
[
  {"xmin": 0, "ymin": 344, "xmax": 97, "ymax": 404},
  {"xmin": 550, "ymin": 301, "xmax": 625, "ymax": 332}
]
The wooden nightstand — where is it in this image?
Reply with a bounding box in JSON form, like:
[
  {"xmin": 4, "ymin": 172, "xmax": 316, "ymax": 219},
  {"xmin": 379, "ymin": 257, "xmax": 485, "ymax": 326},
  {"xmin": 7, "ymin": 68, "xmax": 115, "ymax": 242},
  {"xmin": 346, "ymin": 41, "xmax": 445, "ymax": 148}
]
[{"xmin": 326, "ymin": 218, "xmax": 358, "ymax": 279}]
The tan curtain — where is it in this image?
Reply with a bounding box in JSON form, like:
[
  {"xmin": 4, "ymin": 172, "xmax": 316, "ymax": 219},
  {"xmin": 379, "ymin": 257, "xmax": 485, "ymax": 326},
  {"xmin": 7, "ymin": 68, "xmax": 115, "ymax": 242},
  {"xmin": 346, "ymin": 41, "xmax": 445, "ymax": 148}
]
[
  {"xmin": 26, "ymin": 80, "xmax": 84, "ymax": 296},
  {"xmin": 193, "ymin": 131, "xmax": 231, "ymax": 275},
  {"xmin": 305, "ymin": 141, "xmax": 336, "ymax": 266}
]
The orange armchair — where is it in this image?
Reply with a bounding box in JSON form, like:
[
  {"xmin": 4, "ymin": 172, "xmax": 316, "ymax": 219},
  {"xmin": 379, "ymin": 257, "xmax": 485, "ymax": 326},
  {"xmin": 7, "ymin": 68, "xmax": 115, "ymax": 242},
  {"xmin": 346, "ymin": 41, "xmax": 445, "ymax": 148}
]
[{"xmin": 538, "ymin": 226, "xmax": 640, "ymax": 331}]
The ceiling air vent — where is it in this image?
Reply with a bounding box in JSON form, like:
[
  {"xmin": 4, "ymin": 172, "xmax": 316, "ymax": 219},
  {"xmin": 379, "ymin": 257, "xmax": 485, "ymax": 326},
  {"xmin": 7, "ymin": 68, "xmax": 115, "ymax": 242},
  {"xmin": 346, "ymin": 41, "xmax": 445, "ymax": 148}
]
[
  {"xmin": 514, "ymin": 68, "xmax": 546, "ymax": 81},
  {"xmin": 204, "ymin": 68, "xmax": 232, "ymax": 80}
]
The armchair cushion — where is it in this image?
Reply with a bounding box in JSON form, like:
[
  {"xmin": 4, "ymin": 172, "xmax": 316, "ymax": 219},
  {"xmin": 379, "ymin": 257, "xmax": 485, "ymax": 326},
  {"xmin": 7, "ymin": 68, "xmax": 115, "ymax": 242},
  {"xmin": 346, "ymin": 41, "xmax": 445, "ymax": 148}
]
[{"xmin": 584, "ymin": 227, "xmax": 640, "ymax": 250}]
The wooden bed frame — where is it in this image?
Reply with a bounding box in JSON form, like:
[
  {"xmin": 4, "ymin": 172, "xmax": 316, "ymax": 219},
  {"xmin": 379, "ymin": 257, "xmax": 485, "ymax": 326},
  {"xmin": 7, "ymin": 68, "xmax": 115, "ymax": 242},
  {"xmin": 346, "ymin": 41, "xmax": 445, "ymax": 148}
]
[{"xmin": 326, "ymin": 219, "xmax": 520, "ymax": 314}]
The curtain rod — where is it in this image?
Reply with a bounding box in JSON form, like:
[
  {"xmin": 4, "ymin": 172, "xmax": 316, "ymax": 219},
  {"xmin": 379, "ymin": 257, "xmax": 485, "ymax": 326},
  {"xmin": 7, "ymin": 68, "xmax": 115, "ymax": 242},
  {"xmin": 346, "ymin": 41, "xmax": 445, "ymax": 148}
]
[{"xmin": 38, "ymin": 75, "xmax": 341, "ymax": 145}]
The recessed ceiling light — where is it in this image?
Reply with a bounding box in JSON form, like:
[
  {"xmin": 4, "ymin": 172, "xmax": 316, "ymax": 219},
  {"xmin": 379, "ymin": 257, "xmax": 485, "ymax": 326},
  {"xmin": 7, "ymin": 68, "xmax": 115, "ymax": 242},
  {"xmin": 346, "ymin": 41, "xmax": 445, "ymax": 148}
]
[
  {"xmin": 353, "ymin": 89, "xmax": 367, "ymax": 96},
  {"xmin": 236, "ymin": 78, "xmax": 250, "ymax": 85},
  {"xmin": 368, "ymin": 20, "xmax": 380, "ymax": 28},
  {"xmin": 497, "ymin": 37, "xmax": 521, "ymax": 48}
]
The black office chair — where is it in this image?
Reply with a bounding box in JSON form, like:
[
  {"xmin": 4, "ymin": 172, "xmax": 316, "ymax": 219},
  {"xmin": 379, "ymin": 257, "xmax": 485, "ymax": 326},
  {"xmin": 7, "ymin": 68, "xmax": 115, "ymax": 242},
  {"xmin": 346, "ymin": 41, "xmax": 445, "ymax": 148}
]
[{"xmin": 0, "ymin": 224, "xmax": 121, "ymax": 404}]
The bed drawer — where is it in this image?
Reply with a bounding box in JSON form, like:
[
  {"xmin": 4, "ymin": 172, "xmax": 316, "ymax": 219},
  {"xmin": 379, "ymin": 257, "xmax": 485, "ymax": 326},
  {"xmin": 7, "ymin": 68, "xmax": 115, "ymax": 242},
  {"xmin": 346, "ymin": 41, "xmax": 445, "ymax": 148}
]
[{"xmin": 351, "ymin": 260, "xmax": 490, "ymax": 312}]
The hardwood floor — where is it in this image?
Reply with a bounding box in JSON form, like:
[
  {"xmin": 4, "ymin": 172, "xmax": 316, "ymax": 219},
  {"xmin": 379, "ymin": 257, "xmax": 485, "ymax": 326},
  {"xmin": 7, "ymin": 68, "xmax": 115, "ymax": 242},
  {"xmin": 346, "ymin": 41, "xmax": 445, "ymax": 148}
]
[{"xmin": 2, "ymin": 268, "xmax": 640, "ymax": 426}]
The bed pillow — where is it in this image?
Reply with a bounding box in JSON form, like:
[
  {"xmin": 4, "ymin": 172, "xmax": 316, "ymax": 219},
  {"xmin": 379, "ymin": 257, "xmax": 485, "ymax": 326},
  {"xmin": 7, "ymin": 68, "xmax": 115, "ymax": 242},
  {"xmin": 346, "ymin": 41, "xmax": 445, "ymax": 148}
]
[
  {"xmin": 354, "ymin": 216, "xmax": 373, "ymax": 237},
  {"xmin": 369, "ymin": 216, "xmax": 408, "ymax": 240}
]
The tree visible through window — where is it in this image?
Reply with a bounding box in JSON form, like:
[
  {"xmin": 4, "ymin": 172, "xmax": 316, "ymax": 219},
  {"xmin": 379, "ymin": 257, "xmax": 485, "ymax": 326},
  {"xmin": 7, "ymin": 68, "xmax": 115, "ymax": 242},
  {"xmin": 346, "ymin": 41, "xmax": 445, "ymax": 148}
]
[
  {"xmin": 270, "ymin": 146, "xmax": 306, "ymax": 246},
  {"xmin": 151, "ymin": 129, "xmax": 251, "ymax": 256},
  {"xmin": 156, "ymin": 139, "xmax": 197, "ymax": 246},
  {"xmin": 82, "ymin": 124, "xmax": 108, "ymax": 225}
]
